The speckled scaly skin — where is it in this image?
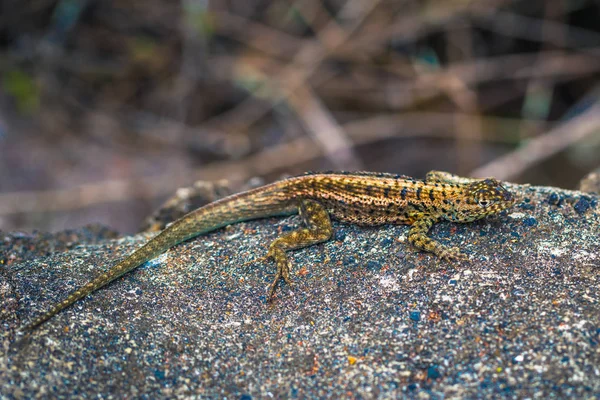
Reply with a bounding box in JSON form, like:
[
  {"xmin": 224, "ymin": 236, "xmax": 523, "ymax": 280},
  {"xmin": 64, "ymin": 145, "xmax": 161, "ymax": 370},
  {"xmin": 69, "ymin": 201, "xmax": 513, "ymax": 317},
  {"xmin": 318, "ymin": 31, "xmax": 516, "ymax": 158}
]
[{"xmin": 20, "ymin": 171, "xmax": 514, "ymax": 332}]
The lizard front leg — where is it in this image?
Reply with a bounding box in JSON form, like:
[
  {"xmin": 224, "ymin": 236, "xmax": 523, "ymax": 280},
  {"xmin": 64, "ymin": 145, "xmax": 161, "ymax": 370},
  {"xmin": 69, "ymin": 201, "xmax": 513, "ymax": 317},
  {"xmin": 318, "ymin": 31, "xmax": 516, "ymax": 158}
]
[
  {"xmin": 264, "ymin": 199, "xmax": 333, "ymax": 300},
  {"xmin": 408, "ymin": 214, "xmax": 468, "ymax": 262}
]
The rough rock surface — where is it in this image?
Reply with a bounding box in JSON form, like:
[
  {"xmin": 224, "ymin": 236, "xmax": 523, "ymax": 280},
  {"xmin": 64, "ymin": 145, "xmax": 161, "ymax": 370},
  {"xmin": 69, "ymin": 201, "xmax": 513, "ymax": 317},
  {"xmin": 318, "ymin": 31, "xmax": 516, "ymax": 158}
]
[{"xmin": 2, "ymin": 182, "xmax": 599, "ymax": 398}]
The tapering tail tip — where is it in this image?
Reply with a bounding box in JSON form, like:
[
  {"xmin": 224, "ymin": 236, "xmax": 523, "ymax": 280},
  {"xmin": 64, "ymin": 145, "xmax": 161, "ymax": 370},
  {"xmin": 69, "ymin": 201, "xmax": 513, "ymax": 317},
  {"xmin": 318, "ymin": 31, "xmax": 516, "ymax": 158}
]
[
  {"xmin": 18, "ymin": 303, "xmax": 63, "ymax": 334},
  {"xmin": 18, "ymin": 317, "xmax": 44, "ymax": 335}
]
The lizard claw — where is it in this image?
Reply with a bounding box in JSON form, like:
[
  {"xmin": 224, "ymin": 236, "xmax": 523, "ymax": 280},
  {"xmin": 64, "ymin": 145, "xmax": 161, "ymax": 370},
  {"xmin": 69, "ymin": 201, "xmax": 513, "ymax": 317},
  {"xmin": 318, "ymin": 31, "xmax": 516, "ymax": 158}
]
[
  {"xmin": 266, "ymin": 255, "xmax": 294, "ymax": 301},
  {"xmin": 267, "ymin": 273, "xmax": 294, "ymax": 302}
]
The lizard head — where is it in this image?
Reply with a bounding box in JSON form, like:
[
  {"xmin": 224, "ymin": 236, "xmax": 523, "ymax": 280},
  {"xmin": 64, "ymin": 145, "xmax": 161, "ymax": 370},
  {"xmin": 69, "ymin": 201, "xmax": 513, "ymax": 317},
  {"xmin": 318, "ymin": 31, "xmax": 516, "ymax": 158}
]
[{"xmin": 446, "ymin": 178, "xmax": 515, "ymax": 223}]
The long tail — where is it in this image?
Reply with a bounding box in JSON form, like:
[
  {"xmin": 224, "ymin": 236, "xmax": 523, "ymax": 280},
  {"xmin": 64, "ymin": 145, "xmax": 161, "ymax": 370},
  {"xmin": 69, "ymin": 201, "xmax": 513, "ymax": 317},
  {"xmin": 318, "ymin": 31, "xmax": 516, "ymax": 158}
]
[{"xmin": 20, "ymin": 182, "xmax": 297, "ymax": 332}]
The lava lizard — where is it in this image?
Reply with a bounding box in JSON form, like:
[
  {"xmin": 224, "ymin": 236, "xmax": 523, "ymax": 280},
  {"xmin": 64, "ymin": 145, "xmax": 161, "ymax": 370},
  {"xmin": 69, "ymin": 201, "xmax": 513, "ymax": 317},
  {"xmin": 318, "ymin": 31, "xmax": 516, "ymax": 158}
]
[{"xmin": 20, "ymin": 170, "xmax": 515, "ymax": 332}]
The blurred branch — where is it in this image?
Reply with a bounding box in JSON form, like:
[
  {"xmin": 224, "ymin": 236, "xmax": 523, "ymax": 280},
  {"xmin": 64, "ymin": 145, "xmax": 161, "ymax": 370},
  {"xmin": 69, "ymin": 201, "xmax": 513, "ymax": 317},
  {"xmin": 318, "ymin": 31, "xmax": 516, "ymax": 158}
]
[
  {"xmin": 471, "ymin": 103, "xmax": 600, "ymax": 180},
  {"xmin": 205, "ymin": 0, "xmax": 382, "ymax": 132},
  {"xmin": 302, "ymin": 49, "xmax": 600, "ymax": 121},
  {"xmin": 472, "ymin": 9, "xmax": 600, "ymax": 51},
  {"xmin": 0, "ymin": 111, "xmax": 527, "ymax": 215},
  {"xmin": 2, "ymin": 0, "xmax": 600, "ymax": 227},
  {"xmin": 292, "ymin": 0, "xmax": 347, "ymax": 50},
  {"xmin": 211, "ymin": 10, "xmax": 307, "ymax": 59},
  {"xmin": 287, "ymin": 84, "xmax": 362, "ymax": 170},
  {"xmin": 175, "ymin": 0, "xmax": 211, "ymax": 121},
  {"xmin": 343, "ymin": 0, "xmax": 514, "ymax": 55},
  {"xmin": 349, "ymin": 50, "xmax": 600, "ymax": 110}
]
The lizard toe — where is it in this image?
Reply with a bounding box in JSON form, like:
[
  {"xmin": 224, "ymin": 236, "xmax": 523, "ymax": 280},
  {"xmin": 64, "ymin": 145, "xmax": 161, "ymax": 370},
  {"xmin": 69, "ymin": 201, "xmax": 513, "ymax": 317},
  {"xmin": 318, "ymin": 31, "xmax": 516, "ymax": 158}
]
[{"xmin": 440, "ymin": 247, "xmax": 469, "ymax": 263}]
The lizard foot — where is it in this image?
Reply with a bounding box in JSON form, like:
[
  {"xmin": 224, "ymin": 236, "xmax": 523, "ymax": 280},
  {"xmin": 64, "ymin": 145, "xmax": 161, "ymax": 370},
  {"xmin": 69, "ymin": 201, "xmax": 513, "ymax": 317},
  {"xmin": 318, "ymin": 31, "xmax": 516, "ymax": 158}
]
[
  {"xmin": 267, "ymin": 248, "xmax": 293, "ymax": 302},
  {"xmin": 240, "ymin": 249, "xmax": 294, "ymax": 301},
  {"xmin": 439, "ymin": 247, "xmax": 470, "ymax": 263}
]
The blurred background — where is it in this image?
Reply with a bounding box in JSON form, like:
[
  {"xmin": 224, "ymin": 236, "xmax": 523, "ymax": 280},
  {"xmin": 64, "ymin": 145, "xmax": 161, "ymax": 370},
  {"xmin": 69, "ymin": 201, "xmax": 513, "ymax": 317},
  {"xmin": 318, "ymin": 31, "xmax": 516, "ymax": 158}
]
[{"xmin": 0, "ymin": 0, "xmax": 599, "ymax": 234}]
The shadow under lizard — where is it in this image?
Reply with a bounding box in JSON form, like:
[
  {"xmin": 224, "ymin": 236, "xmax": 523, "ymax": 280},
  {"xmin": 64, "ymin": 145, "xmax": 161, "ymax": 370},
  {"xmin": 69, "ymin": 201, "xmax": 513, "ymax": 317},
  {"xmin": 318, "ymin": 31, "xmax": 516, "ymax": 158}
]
[{"xmin": 19, "ymin": 170, "xmax": 515, "ymax": 333}]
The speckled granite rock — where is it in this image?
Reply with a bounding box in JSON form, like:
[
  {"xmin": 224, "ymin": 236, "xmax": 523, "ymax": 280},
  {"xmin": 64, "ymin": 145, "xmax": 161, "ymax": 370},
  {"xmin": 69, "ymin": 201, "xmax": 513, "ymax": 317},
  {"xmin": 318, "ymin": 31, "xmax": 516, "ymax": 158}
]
[{"xmin": 2, "ymin": 182, "xmax": 599, "ymax": 399}]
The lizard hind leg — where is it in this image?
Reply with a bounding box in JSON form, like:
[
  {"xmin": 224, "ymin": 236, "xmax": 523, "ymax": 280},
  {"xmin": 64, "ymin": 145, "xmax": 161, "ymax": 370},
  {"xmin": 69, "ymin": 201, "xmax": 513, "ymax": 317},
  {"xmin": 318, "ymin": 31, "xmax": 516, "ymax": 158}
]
[{"xmin": 263, "ymin": 199, "xmax": 333, "ymax": 301}]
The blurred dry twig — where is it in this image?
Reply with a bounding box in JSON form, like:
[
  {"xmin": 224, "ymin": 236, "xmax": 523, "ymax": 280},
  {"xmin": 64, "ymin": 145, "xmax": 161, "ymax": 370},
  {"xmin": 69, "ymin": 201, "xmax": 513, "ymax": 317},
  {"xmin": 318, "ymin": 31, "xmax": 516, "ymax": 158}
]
[
  {"xmin": 0, "ymin": 111, "xmax": 528, "ymax": 215},
  {"xmin": 471, "ymin": 103, "xmax": 600, "ymax": 180},
  {"xmin": 1, "ymin": 0, "xmax": 600, "ymax": 231}
]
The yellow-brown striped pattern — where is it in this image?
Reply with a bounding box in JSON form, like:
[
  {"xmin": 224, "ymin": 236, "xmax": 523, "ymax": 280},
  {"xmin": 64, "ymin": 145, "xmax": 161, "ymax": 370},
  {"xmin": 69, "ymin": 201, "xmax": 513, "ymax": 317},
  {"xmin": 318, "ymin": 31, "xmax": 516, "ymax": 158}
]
[{"xmin": 20, "ymin": 171, "xmax": 514, "ymax": 333}]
